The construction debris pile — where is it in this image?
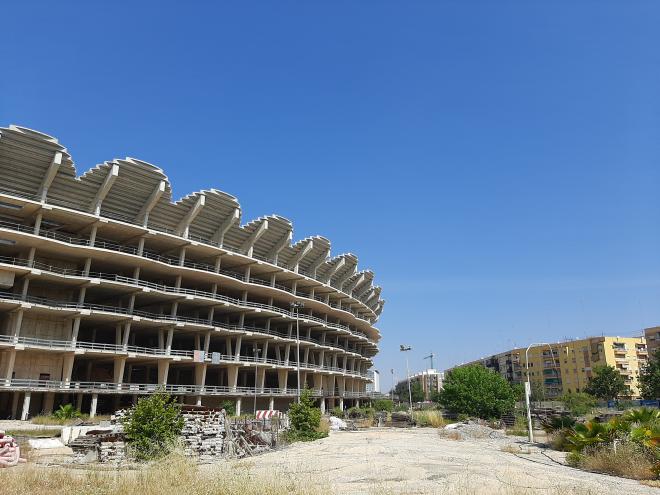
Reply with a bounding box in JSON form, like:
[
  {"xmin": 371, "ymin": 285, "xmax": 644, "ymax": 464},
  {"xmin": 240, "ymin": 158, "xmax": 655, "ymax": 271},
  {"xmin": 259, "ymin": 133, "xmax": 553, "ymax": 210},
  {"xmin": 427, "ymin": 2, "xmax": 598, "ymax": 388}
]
[
  {"xmin": 439, "ymin": 420, "xmax": 507, "ymax": 440},
  {"xmin": 68, "ymin": 405, "xmax": 287, "ymax": 464}
]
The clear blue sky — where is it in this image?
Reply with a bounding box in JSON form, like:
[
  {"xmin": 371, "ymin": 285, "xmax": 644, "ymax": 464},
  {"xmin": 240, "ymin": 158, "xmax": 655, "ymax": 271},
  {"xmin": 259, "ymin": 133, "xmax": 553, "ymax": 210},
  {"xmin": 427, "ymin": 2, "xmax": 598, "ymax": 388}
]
[{"xmin": 2, "ymin": 1, "xmax": 660, "ymax": 390}]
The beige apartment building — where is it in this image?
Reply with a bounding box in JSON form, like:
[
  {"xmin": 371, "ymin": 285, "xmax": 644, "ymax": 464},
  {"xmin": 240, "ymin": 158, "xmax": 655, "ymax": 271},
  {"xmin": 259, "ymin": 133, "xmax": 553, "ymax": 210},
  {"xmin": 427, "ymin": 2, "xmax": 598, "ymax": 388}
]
[
  {"xmin": 450, "ymin": 335, "xmax": 647, "ymax": 399},
  {"xmin": 0, "ymin": 125, "xmax": 385, "ymax": 419}
]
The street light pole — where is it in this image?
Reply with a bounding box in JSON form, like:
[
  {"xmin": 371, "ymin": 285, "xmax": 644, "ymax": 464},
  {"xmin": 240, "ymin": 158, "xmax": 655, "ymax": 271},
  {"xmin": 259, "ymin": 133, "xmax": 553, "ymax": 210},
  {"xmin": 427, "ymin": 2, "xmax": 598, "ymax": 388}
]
[
  {"xmin": 524, "ymin": 342, "xmax": 559, "ymax": 443},
  {"xmin": 253, "ymin": 344, "xmax": 261, "ymax": 415},
  {"xmin": 390, "ymin": 368, "xmax": 394, "ymax": 401},
  {"xmin": 400, "ymin": 345, "xmax": 413, "ymax": 416},
  {"xmin": 290, "ymin": 301, "xmax": 304, "ymax": 403}
]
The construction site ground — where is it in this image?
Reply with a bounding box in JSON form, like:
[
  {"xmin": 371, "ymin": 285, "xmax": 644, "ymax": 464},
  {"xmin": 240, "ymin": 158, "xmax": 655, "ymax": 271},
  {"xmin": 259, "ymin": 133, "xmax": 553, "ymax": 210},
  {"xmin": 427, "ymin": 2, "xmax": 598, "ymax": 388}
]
[{"xmin": 217, "ymin": 427, "xmax": 659, "ymax": 495}]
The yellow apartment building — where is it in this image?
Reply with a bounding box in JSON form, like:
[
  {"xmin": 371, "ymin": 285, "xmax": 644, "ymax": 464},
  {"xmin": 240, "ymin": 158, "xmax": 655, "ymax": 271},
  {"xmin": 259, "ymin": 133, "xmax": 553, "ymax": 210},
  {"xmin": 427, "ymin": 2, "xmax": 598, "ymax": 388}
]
[{"xmin": 451, "ymin": 335, "xmax": 648, "ymax": 399}]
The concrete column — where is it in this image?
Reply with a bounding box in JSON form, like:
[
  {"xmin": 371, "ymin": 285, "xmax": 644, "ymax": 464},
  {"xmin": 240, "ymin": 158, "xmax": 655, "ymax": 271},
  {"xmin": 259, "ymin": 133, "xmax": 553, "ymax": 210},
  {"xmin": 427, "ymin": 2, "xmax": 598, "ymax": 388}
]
[
  {"xmin": 268, "ymin": 396, "xmax": 274, "ymax": 411},
  {"xmin": 339, "ymin": 397, "xmax": 344, "ymax": 410},
  {"xmin": 3, "ymin": 350, "xmax": 16, "ymax": 384},
  {"xmin": 43, "ymin": 392, "xmax": 55, "ymax": 414},
  {"xmin": 234, "ymin": 335, "xmax": 242, "ymax": 361},
  {"xmin": 122, "ymin": 323, "xmax": 131, "ymax": 349},
  {"xmin": 256, "ymin": 367, "xmax": 266, "ymax": 392},
  {"xmin": 12, "ymin": 309, "xmax": 24, "ymax": 341},
  {"xmin": 157, "ymin": 361, "xmax": 170, "ymax": 385},
  {"xmin": 225, "ymin": 337, "xmax": 233, "ymax": 358},
  {"xmin": 284, "ymin": 344, "xmax": 291, "ymax": 365},
  {"xmin": 262, "ymin": 340, "xmax": 269, "ymax": 363},
  {"xmin": 227, "ymin": 365, "xmax": 239, "ymax": 391},
  {"xmin": 277, "ymin": 369, "xmax": 288, "ymax": 391},
  {"xmin": 90, "ymin": 393, "xmax": 98, "ymax": 418},
  {"xmin": 70, "ymin": 317, "xmax": 81, "ymax": 345},
  {"xmin": 62, "ymin": 354, "xmax": 75, "ymax": 385},
  {"xmin": 320, "ymin": 398, "xmax": 326, "ymax": 414},
  {"xmin": 113, "ymin": 357, "xmax": 126, "ymax": 387},
  {"xmin": 235, "ymin": 397, "xmax": 242, "ymax": 416},
  {"xmin": 196, "ymin": 395, "xmax": 202, "ymax": 406},
  {"xmin": 313, "ymin": 374, "xmax": 323, "ymax": 393},
  {"xmin": 203, "ymin": 331, "xmax": 211, "ymax": 353},
  {"xmin": 165, "ymin": 327, "xmax": 174, "ymax": 355},
  {"xmin": 21, "ymin": 392, "xmax": 31, "ymax": 420},
  {"xmin": 76, "ymin": 393, "xmax": 83, "ymax": 411},
  {"xmin": 194, "ymin": 363, "xmax": 207, "ymax": 389}
]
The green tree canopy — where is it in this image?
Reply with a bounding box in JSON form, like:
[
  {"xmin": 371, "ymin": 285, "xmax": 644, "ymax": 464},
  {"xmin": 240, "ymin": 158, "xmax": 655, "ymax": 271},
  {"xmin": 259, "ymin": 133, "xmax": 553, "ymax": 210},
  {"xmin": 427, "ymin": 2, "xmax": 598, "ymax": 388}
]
[
  {"xmin": 436, "ymin": 365, "xmax": 516, "ymax": 419},
  {"xmin": 584, "ymin": 365, "xmax": 628, "ymax": 400},
  {"xmin": 561, "ymin": 392, "xmax": 597, "ymax": 416},
  {"xmin": 639, "ymin": 350, "xmax": 660, "ymax": 400},
  {"xmin": 411, "ymin": 381, "xmax": 425, "ymax": 402},
  {"xmin": 286, "ymin": 388, "xmax": 326, "ymax": 441}
]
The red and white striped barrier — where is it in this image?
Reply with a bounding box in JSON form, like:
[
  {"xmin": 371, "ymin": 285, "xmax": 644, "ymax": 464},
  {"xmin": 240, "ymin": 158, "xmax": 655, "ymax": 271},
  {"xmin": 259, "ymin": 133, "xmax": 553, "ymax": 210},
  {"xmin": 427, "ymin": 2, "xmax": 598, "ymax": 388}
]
[{"xmin": 255, "ymin": 410, "xmax": 281, "ymax": 420}]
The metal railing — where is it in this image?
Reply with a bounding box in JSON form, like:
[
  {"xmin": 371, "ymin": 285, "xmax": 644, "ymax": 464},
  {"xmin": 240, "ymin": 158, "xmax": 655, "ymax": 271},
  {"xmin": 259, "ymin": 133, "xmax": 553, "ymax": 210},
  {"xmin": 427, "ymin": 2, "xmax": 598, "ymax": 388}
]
[
  {"xmin": 0, "ymin": 218, "xmax": 378, "ymax": 328},
  {"xmin": 0, "ymin": 189, "xmax": 380, "ymax": 316},
  {"xmin": 0, "ymin": 334, "xmax": 369, "ymax": 377},
  {"xmin": 2, "ymin": 379, "xmax": 376, "ymax": 397},
  {"xmin": 0, "ymin": 255, "xmax": 375, "ymax": 345},
  {"xmin": 0, "ymin": 291, "xmax": 371, "ymax": 359}
]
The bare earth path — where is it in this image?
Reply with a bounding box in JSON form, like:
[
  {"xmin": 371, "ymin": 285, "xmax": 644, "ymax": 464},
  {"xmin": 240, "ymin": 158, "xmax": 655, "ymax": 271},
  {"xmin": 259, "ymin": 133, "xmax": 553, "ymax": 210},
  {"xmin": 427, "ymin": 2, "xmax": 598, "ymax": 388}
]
[{"xmin": 220, "ymin": 428, "xmax": 659, "ymax": 495}]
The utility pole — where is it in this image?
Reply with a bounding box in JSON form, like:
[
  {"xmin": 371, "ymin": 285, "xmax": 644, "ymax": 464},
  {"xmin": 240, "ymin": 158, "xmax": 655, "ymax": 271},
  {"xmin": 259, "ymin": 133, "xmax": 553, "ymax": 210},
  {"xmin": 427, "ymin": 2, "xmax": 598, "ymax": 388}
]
[
  {"xmin": 400, "ymin": 345, "xmax": 413, "ymax": 416},
  {"xmin": 524, "ymin": 342, "xmax": 559, "ymax": 443}
]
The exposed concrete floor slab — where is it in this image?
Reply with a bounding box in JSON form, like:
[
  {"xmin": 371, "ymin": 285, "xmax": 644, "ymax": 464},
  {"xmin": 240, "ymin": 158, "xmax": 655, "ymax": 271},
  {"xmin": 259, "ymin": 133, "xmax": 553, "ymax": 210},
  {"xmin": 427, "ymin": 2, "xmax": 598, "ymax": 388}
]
[{"xmin": 223, "ymin": 428, "xmax": 659, "ymax": 495}]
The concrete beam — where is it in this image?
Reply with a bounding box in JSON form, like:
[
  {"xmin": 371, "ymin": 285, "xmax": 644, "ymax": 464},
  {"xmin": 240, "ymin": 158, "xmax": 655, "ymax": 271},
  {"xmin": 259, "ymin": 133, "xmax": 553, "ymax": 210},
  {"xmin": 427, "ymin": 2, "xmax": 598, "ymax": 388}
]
[
  {"xmin": 325, "ymin": 257, "xmax": 345, "ymax": 283},
  {"xmin": 176, "ymin": 194, "xmax": 205, "ymax": 238},
  {"xmin": 135, "ymin": 179, "xmax": 165, "ymax": 227},
  {"xmin": 240, "ymin": 219, "xmax": 268, "ymax": 257},
  {"xmin": 89, "ymin": 164, "xmax": 119, "ymax": 215},
  {"xmin": 38, "ymin": 151, "xmax": 62, "ymax": 202},
  {"xmin": 289, "ymin": 240, "xmax": 313, "ymax": 272},
  {"xmin": 211, "ymin": 208, "xmax": 240, "ymax": 247},
  {"xmin": 309, "ymin": 248, "xmax": 330, "ymax": 278},
  {"xmin": 267, "ymin": 229, "xmax": 292, "ymax": 264}
]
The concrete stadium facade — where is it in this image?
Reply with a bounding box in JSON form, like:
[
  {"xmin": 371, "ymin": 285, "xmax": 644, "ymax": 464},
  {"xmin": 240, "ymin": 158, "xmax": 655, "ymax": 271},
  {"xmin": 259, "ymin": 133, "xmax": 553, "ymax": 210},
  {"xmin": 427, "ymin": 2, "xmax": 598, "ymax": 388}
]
[{"xmin": 0, "ymin": 125, "xmax": 384, "ymax": 419}]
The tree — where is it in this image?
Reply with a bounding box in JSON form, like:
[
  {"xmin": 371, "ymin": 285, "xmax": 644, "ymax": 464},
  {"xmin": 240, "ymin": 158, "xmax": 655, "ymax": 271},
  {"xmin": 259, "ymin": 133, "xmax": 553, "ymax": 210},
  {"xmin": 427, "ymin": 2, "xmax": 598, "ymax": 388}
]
[
  {"xmin": 436, "ymin": 365, "xmax": 516, "ymax": 419},
  {"xmin": 122, "ymin": 391, "xmax": 184, "ymax": 461},
  {"xmin": 561, "ymin": 392, "xmax": 597, "ymax": 416},
  {"xmin": 530, "ymin": 381, "xmax": 546, "ymax": 403},
  {"xmin": 411, "ymin": 381, "xmax": 425, "ymax": 402},
  {"xmin": 286, "ymin": 388, "xmax": 326, "ymax": 441},
  {"xmin": 373, "ymin": 399, "xmax": 394, "ymax": 412},
  {"xmin": 639, "ymin": 350, "xmax": 660, "ymax": 400},
  {"xmin": 585, "ymin": 365, "xmax": 627, "ymax": 400}
]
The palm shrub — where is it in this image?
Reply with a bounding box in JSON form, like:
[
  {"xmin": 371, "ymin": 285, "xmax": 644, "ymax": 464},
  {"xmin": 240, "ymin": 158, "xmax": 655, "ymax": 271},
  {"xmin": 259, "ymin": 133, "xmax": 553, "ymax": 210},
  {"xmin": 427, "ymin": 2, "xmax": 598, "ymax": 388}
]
[
  {"xmin": 565, "ymin": 420, "xmax": 616, "ymax": 452},
  {"xmin": 122, "ymin": 391, "xmax": 184, "ymax": 461},
  {"xmin": 52, "ymin": 403, "xmax": 81, "ymax": 420}
]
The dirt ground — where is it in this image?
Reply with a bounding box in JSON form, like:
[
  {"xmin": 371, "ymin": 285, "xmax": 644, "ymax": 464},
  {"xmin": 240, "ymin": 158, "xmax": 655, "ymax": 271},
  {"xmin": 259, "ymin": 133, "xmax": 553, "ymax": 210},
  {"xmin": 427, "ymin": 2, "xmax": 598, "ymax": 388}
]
[{"xmin": 218, "ymin": 428, "xmax": 659, "ymax": 495}]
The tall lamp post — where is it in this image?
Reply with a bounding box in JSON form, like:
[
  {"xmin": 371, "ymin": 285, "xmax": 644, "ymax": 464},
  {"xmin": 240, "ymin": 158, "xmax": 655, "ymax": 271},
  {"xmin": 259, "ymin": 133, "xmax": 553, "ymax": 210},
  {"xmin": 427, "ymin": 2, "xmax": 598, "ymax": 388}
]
[
  {"xmin": 290, "ymin": 301, "xmax": 304, "ymax": 403},
  {"xmin": 390, "ymin": 368, "xmax": 395, "ymax": 401},
  {"xmin": 253, "ymin": 344, "xmax": 261, "ymax": 414},
  {"xmin": 400, "ymin": 345, "xmax": 413, "ymax": 416},
  {"xmin": 524, "ymin": 342, "xmax": 559, "ymax": 443}
]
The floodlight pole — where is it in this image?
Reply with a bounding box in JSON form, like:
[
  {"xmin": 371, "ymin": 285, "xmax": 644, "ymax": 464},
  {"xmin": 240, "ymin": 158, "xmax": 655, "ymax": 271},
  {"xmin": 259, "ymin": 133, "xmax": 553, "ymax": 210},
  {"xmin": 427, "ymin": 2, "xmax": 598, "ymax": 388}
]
[
  {"xmin": 291, "ymin": 301, "xmax": 304, "ymax": 403},
  {"xmin": 524, "ymin": 342, "xmax": 559, "ymax": 443}
]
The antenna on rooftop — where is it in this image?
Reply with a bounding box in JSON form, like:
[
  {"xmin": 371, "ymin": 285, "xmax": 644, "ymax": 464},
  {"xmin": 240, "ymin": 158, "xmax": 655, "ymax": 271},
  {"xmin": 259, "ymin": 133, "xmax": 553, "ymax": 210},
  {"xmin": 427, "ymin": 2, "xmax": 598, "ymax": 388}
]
[{"xmin": 424, "ymin": 352, "xmax": 435, "ymax": 370}]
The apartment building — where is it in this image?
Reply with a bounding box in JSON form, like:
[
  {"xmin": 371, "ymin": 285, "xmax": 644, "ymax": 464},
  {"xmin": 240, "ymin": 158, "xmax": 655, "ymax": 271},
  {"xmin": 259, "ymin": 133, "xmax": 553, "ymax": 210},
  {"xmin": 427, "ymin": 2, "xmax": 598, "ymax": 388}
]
[
  {"xmin": 644, "ymin": 327, "xmax": 660, "ymax": 358},
  {"xmin": 396, "ymin": 369, "xmax": 443, "ymax": 401},
  {"xmin": 0, "ymin": 125, "xmax": 385, "ymax": 419},
  {"xmin": 450, "ymin": 336, "xmax": 647, "ymax": 399}
]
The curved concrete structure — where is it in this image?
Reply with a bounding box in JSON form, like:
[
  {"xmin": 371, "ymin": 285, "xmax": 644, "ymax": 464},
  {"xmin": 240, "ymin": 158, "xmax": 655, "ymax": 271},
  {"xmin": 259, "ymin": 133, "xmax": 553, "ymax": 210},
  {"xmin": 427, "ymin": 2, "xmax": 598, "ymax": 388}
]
[{"xmin": 0, "ymin": 125, "xmax": 384, "ymax": 418}]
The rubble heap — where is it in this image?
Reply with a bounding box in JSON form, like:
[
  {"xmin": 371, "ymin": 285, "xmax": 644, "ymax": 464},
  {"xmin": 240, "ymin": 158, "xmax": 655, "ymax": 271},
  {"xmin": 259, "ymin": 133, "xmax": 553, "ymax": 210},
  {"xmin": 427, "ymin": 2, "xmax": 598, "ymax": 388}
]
[{"xmin": 439, "ymin": 420, "xmax": 507, "ymax": 440}]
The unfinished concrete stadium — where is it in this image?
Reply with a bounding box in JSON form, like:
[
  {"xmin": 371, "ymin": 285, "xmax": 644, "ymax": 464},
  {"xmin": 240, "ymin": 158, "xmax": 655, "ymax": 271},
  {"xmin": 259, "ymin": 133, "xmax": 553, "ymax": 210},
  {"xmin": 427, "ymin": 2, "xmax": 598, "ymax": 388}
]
[{"xmin": 0, "ymin": 125, "xmax": 384, "ymax": 419}]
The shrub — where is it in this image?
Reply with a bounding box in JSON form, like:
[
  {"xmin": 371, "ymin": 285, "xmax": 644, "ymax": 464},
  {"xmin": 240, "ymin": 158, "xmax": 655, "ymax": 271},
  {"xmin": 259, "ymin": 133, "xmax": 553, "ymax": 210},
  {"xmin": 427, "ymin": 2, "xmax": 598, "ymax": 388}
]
[
  {"xmin": 576, "ymin": 441, "xmax": 657, "ymax": 480},
  {"xmin": 286, "ymin": 389, "xmax": 327, "ymax": 442},
  {"xmin": 437, "ymin": 365, "xmax": 516, "ymax": 419},
  {"xmin": 122, "ymin": 391, "xmax": 184, "ymax": 461},
  {"xmin": 346, "ymin": 406, "xmax": 375, "ymax": 419},
  {"xmin": 560, "ymin": 393, "xmax": 596, "ymax": 416},
  {"xmin": 541, "ymin": 414, "xmax": 577, "ymax": 433},
  {"xmin": 219, "ymin": 399, "xmax": 236, "ymax": 416},
  {"xmin": 373, "ymin": 399, "xmax": 394, "ymax": 412},
  {"xmin": 330, "ymin": 406, "xmax": 343, "ymax": 418},
  {"xmin": 414, "ymin": 410, "xmax": 446, "ymax": 428},
  {"xmin": 52, "ymin": 404, "xmax": 81, "ymax": 420}
]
